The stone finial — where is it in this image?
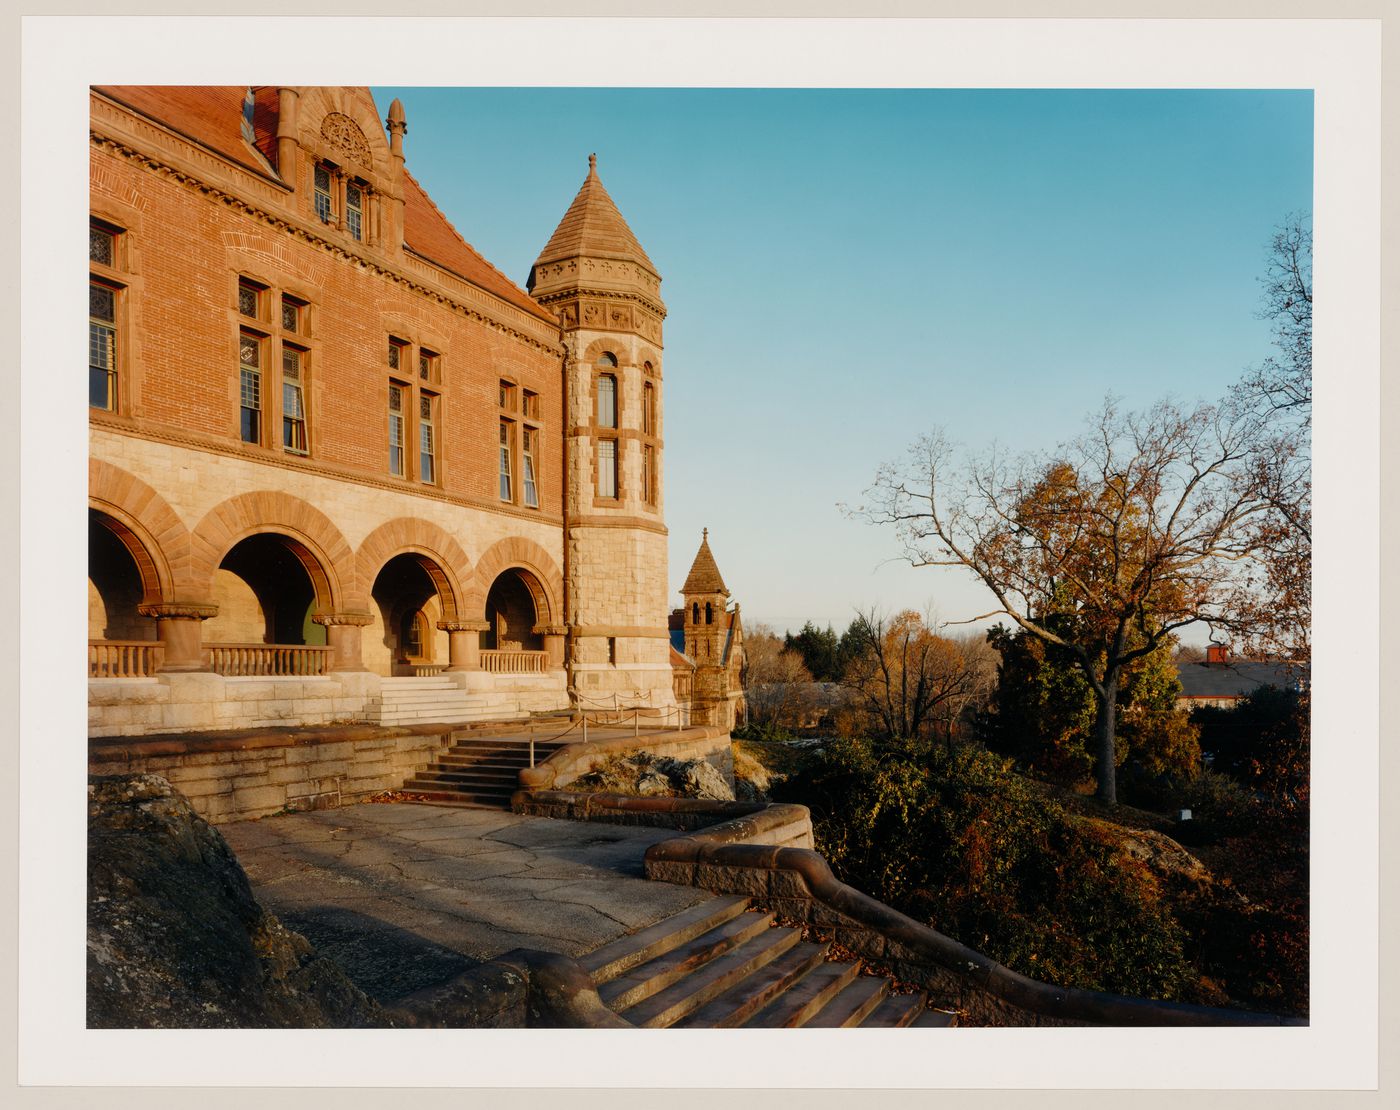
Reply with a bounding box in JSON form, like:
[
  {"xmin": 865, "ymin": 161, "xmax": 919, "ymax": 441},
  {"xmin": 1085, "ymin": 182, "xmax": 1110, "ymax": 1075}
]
[
  {"xmin": 703, "ymin": 527, "xmax": 708, "ymax": 539},
  {"xmin": 386, "ymin": 97, "xmax": 407, "ymax": 161},
  {"xmin": 588, "ymin": 152, "xmax": 597, "ymax": 174}
]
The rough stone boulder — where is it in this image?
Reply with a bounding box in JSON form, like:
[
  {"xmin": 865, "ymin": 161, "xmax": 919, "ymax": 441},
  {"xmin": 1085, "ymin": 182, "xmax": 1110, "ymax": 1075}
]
[
  {"xmin": 732, "ymin": 745, "xmax": 776, "ymax": 802},
  {"xmin": 87, "ymin": 773, "xmax": 384, "ymax": 1028},
  {"xmin": 568, "ymin": 751, "xmax": 735, "ymax": 801}
]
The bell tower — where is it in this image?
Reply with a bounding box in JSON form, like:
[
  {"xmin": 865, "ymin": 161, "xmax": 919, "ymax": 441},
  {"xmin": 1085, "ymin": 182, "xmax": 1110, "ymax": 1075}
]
[{"xmin": 530, "ymin": 154, "xmax": 672, "ymax": 707}]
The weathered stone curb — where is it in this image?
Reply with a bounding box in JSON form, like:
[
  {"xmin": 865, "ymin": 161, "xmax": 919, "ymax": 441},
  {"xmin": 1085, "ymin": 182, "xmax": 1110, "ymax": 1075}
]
[
  {"xmin": 644, "ymin": 807, "xmax": 1304, "ymax": 1028},
  {"xmin": 518, "ymin": 724, "xmax": 733, "ymax": 791},
  {"xmin": 385, "ymin": 948, "xmax": 632, "ymax": 1029},
  {"xmin": 511, "ymin": 790, "xmax": 814, "ymax": 848}
]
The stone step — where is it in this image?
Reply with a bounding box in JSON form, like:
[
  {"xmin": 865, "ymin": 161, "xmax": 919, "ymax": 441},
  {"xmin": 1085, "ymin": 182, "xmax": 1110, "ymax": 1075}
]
[
  {"xmin": 439, "ymin": 751, "xmax": 557, "ymax": 767},
  {"xmin": 859, "ymin": 991, "xmax": 927, "ymax": 1028},
  {"xmin": 620, "ymin": 927, "xmax": 805, "ymax": 1029},
  {"xmin": 400, "ymin": 784, "xmax": 514, "ymax": 807},
  {"xmin": 417, "ymin": 765, "xmax": 521, "ymax": 782},
  {"xmin": 581, "ymin": 896, "xmax": 751, "ymax": 983},
  {"xmin": 382, "ymin": 677, "xmax": 459, "ymax": 687},
  {"xmin": 911, "ymin": 1008, "xmax": 959, "ymax": 1028},
  {"xmin": 801, "ymin": 974, "xmax": 889, "ymax": 1028},
  {"xmin": 671, "ymin": 942, "xmax": 830, "ymax": 1028},
  {"xmin": 599, "ymin": 912, "xmax": 777, "ymax": 1013},
  {"xmin": 741, "ymin": 959, "xmax": 860, "ymax": 1028}
]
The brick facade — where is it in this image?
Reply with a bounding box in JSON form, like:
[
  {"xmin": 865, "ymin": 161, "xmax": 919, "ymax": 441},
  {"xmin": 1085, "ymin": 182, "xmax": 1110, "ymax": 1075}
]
[{"xmin": 88, "ymin": 87, "xmax": 684, "ymax": 734}]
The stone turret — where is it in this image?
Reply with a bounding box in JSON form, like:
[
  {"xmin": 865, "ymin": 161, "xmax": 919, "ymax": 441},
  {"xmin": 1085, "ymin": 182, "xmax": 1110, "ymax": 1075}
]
[
  {"xmin": 532, "ymin": 155, "xmax": 672, "ymax": 707},
  {"xmin": 678, "ymin": 530, "xmax": 744, "ymax": 728}
]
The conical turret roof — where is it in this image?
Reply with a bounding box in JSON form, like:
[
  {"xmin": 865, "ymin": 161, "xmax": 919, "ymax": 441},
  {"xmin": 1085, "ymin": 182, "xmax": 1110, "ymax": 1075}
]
[
  {"xmin": 682, "ymin": 529, "xmax": 729, "ymax": 597},
  {"xmin": 533, "ymin": 153, "xmax": 657, "ymax": 275}
]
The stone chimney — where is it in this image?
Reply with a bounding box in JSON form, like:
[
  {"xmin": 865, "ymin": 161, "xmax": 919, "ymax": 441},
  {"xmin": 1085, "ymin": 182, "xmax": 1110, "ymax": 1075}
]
[{"xmin": 1206, "ymin": 644, "xmax": 1230, "ymax": 665}]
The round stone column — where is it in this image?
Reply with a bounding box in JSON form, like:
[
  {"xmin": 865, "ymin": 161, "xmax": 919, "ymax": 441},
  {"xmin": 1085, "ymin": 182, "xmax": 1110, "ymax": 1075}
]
[
  {"xmin": 138, "ymin": 602, "xmax": 218, "ymax": 673},
  {"xmin": 440, "ymin": 620, "xmax": 489, "ymax": 672},
  {"xmin": 535, "ymin": 624, "xmax": 568, "ymax": 670},
  {"xmin": 312, "ymin": 611, "xmax": 373, "ymax": 672}
]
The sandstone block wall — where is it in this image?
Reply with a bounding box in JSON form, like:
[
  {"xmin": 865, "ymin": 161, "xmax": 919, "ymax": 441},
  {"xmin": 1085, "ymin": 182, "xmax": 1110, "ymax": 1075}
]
[{"xmin": 88, "ymin": 727, "xmax": 453, "ymax": 823}]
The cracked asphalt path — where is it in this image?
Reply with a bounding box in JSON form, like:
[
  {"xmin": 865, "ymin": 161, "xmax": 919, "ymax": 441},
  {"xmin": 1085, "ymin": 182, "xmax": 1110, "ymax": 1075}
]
[{"xmin": 221, "ymin": 803, "xmax": 715, "ymax": 1002}]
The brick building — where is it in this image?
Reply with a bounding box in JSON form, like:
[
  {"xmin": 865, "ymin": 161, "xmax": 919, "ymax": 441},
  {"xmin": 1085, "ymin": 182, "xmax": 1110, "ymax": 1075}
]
[{"xmin": 88, "ymin": 86, "xmax": 682, "ymax": 735}]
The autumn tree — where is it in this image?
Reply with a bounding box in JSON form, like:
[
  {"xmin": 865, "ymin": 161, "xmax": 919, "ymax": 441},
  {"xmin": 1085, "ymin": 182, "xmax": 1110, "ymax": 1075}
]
[
  {"xmin": 741, "ymin": 623, "xmax": 814, "ymax": 733},
  {"xmin": 856, "ymin": 397, "xmax": 1279, "ymax": 805},
  {"xmin": 841, "ymin": 609, "xmax": 991, "ymax": 748}
]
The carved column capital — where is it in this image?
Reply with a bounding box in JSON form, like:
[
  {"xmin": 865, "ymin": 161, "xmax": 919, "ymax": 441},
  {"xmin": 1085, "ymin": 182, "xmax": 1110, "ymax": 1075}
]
[
  {"xmin": 312, "ymin": 610, "xmax": 374, "ymax": 628},
  {"xmin": 137, "ymin": 602, "xmax": 218, "ymax": 621},
  {"xmin": 437, "ymin": 620, "xmax": 489, "ymax": 633},
  {"xmin": 533, "ymin": 624, "xmax": 569, "ymax": 637}
]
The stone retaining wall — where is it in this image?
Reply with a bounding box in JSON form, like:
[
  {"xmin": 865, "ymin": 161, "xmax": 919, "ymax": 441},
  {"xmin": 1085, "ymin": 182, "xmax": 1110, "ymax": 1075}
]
[
  {"xmin": 88, "ymin": 725, "xmax": 455, "ymax": 823},
  {"xmin": 517, "ymin": 724, "xmax": 734, "ymax": 792},
  {"xmin": 643, "ymin": 808, "xmax": 1301, "ymax": 1029}
]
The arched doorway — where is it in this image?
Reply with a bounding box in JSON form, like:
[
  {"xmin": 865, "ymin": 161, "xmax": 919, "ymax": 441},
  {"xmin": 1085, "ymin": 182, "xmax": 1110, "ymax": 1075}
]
[
  {"xmin": 89, "ymin": 509, "xmax": 161, "ymax": 676},
  {"xmin": 481, "ymin": 569, "xmax": 548, "ymax": 673},
  {"xmin": 203, "ymin": 533, "xmax": 329, "ymax": 675},
  {"xmin": 369, "ymin": 553, "xmax": 453, "ymax": 676}
]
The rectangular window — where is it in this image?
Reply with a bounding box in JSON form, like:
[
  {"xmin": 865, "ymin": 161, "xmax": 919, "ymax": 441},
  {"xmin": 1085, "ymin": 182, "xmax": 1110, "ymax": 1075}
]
[
  {"xmin": 388, "ymin": 338, "xmax": 406, "ymax": 372},
  {"xmin": 314, "ymin": 166, "xmax": 334, "ymax": 222},
  {"xmin": 596, "ymin": 374, "xmax": 617, "ymax": 428},
  {"xmin": 499, "ymin": 380, "xmax": 516, "ymax": 411},
  {"xmin": 282, "ymin": 346, "xmax": 308, "ymax": 454},
  {"xmin": 419, "ymin": 394, "xmax": 437, "ymax": 484},
  {"xmin": 643, "ymin": 444, "xmax": 656, "ymax": 505},
  {"xmin": 522, "ymin": 426, "xmax": 539, "ymax": 508},
  {"xmin": 90, "ymin": 224, "xmax": 115, "ymax": 266},
  {"xmin": 388, "ymin": 383, "xmax": 405, "ymax": 476},
  {"xmin": 499, "ymin": 421, "xmax": 514, "ymax": 501},
  {"xmin": 522, "ymin": 389, "xmax": 539, "ymax": 419},
  {"xmin": 281, "ymin": 295, "xmax": 302, "ymax": 333},
  {"xmin": 89, "ymin": 281, "xmax": 117, "ymax": 410},
  {"xmin": 597, "ymin": 439, "xmax": 618, "ymax": 499},
  {"xmin": 643, "ymin": 382, "xmax": 655, "ymax": 435},
  {"xmin": 239, "ymin": 332, "xmax": 262, "ymax": 444},
  {"xmin": 346, "ymin": 183, "xmax": 363, "ymax": 241},
  {"xmin": 419, "ymin": 349, "xmax": 438, "ymax": 383},
  {"xmin": 238, "ymin": 280, "xmax": 261, "ymax": 320}
]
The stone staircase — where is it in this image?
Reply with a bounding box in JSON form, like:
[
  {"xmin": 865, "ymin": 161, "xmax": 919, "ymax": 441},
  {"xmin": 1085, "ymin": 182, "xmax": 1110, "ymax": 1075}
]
[
  {"xmin": 402, "ymin": 733, "xmax": 564, "ymax": 809},
  {"xmin": 579, "ymin": 894, "xmax": 957, "ymax": 1028},
  {"xmin": 377, "ymin": 676, "xmax": 487, "ymax": 726}
]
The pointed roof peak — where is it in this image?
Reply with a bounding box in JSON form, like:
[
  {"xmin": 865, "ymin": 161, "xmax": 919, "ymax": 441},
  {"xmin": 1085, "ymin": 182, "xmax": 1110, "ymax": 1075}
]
[
  {"xmin": 682, "ymin": 530, "xmax": 729, "ymax": 598},
  {"xmin": 532, "ymin": 153, "xmax": 656, "ymax": 276}
]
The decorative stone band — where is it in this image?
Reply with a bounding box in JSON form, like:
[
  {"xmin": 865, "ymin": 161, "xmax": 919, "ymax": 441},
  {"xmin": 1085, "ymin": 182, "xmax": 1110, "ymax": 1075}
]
[
  {"xmin": 437, "ymin": 620, "xmax": 490, "ymax": 633},
  {"xmin": 533, "ymin": 624, "xmax": 568, "ymax": 637},
  {"xmin": 136, "ymin": 602, "xmax": 219, "ymax": 621},
  {"xmin": 642, "ymin": 814, "xmax": 1304, "ymax": 1029},
  {"xmin": 311, "ymin": 610, "xmax": 374, "ymax": 627}
]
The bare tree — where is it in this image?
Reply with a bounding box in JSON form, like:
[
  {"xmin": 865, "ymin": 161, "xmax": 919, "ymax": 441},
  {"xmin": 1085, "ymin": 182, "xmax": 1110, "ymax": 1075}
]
[
  {"xmin": 742, "ymin": 623, "xmax": 813, "ymax": 731},
  {"xmin": 854, "ymin": 397, "xmax": 1281, "ymax": 805},
  {"xmin": 1241, "ymin": 213, "xmax": 1312, "ymax": 420},
  {"xmin": 841, "ymin": 609, "xmax": 987, "ymax": 746}
]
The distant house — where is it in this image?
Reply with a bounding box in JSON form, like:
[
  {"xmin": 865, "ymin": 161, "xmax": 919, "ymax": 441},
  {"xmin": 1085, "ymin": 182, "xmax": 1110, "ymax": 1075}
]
[{"xmin": 1176, "ymin": 645, "xmax": 1308, "ymax": 710}]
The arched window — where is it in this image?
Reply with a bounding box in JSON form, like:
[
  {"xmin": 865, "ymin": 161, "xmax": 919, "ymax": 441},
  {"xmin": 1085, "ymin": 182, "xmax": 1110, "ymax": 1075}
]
[
  {"xmin": 596, "ymin": 372, "xmax": 617, "ymax": 428},
  {"xmin": 692, "ymin": 603, "xmax": 699, "ymax": 623},
  {"xmin": 705, "ymin": 603, "xmax": 713, "ymax": 625}
]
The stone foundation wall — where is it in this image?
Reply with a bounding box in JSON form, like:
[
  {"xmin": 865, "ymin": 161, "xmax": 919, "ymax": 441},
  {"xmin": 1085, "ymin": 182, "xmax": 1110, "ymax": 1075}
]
[
  {"xmin": 88, "ymin": 671, "xmax": 380, "ymax": 738},
  {"xmin": 88, "ymin": 725, "xmax": 454, "ymax": 823},
  {"xmin": 511, "ymin": 791, "xmax": 805, "ymax": 839}
]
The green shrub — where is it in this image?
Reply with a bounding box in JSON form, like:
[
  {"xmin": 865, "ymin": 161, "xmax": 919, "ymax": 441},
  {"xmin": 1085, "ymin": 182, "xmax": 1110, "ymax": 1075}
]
[
  {"xmin": 774, "ymin": 737, "xmax": 1201, "ymax": 1001},
  {"xmin": 732, "ymin": 721, "xmax": 795, "ymax": 742}
]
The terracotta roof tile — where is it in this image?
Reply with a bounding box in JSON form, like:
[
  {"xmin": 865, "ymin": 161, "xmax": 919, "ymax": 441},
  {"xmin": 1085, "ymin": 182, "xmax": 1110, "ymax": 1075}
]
[
  {"xmin": 94, "ymin": 85, "xmax": 278, "ymax": 176},
  {"xmin": 401, "ymin": 170, "xmax": 555, "ymax": 323}
]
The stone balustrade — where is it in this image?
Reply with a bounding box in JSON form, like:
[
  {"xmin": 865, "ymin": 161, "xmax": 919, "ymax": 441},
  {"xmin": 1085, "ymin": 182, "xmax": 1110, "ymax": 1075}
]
[
  {"xmin": 89, "ymin": 639, "xmax": 164, "ymax": 678},
  {"xmin": 207, "ymin": 643, "xmax": 331, "ymax": 677},
  {"xmin": 480, "ymin": 649, "xmax": 548, "ymax": 674}
]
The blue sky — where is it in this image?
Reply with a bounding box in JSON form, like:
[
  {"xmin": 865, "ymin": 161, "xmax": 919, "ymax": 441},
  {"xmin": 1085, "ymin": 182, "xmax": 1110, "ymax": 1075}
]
[{"xmin": 373, "ymin": 86, "xmax": 1313, "ymax": 641}]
